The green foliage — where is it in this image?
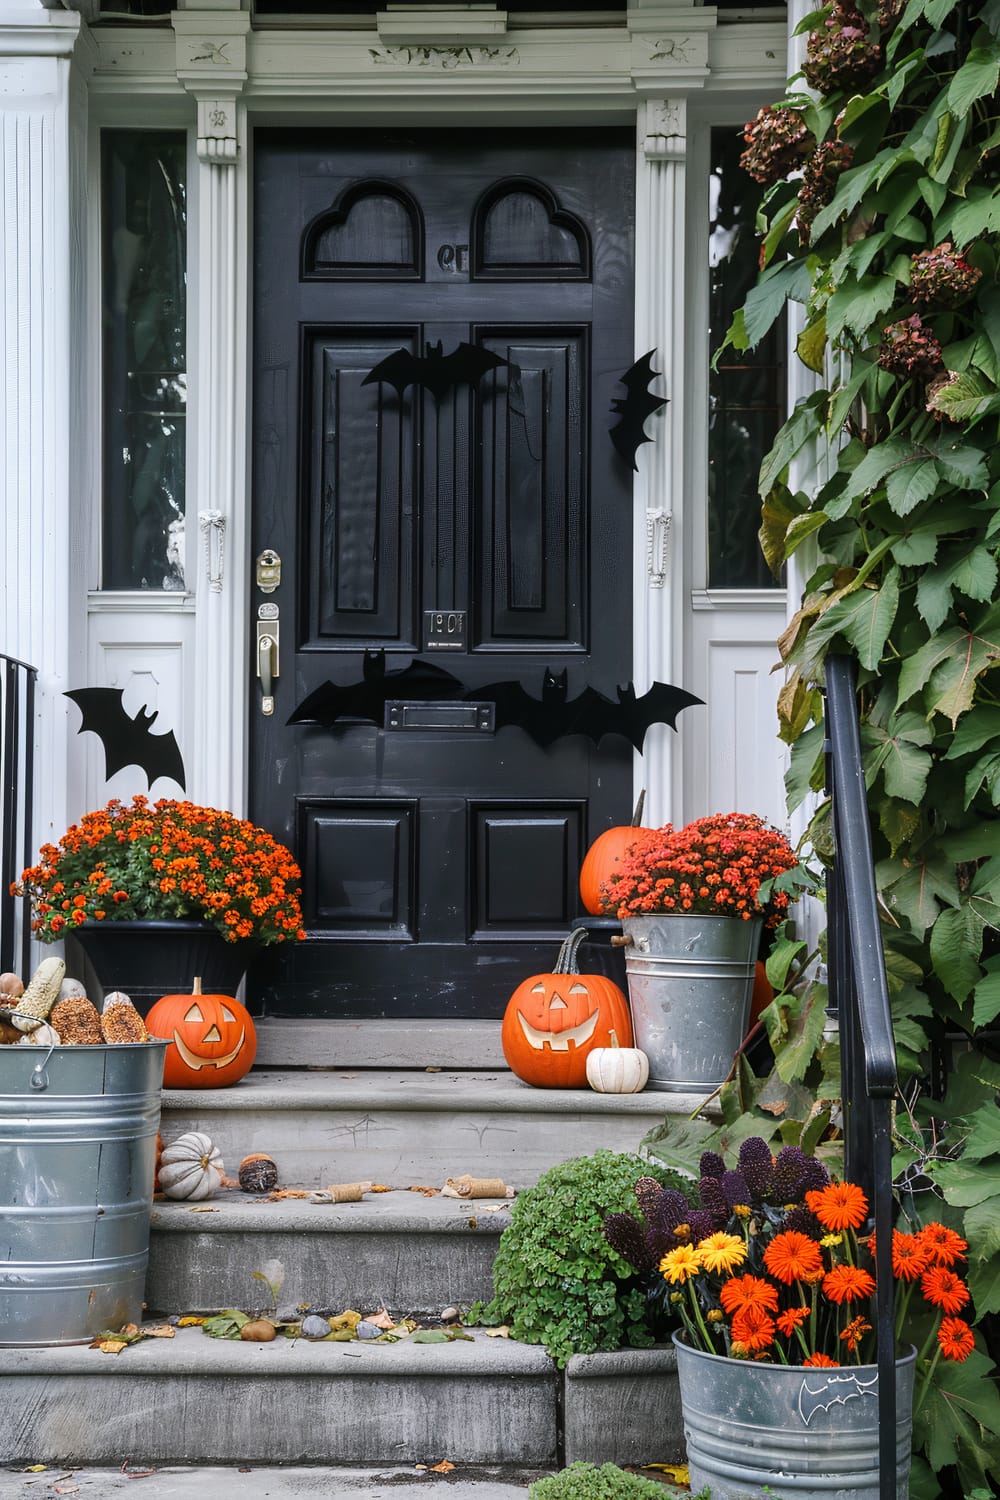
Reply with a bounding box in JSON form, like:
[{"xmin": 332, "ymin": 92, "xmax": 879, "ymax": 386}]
[
  {"xmin": 710, "ymin": 0, "xmax": 1000, "ymax": 1489},
  {"xmin": 481, "ymin": 1151, "xmax": 686, "ymax": 1368},
  {"xmin": 528, "ymin": 1463, "xmax": 707, "ymax": 1500}
]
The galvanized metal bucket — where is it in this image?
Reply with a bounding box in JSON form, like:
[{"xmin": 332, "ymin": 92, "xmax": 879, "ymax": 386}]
[
  {"xmin": 0, "ymin": 1040, "xmax": 167, "ymax": 1345},
  {"xmin": 673, "ymin": 1333, "xmax": 916, "ymax": 1500},
  {"xmin": 621, "ymin": 914, "xmax": 761, "ymax": 1091}
]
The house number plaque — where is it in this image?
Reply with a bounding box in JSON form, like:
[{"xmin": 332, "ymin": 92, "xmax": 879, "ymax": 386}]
[{"xmin": 423, "ymin": 610, "xmax": 467, "ymax": 651}]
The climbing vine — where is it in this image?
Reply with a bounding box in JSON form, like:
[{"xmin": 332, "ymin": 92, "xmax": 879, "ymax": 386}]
[{"xmin": 649, "ymin": 0, "xmax": 1000, "ymax": 1492}]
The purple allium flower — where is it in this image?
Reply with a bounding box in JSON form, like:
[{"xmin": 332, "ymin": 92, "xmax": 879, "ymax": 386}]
[
  {"xmin": 772, "ymin": 1146, "xmax": 809, "ymax": 1202},
  {"xmin": 634, "ymin": 1176, "xmax": 666, "ymax": 1220},
  {"xmin": 604, "ymin": 1212, "xmax": 653, "ymax": 1272},
  {"xmin": 698, "ymin": 1175, "xmax": 730, "ymax": 1226},
  {"xmin": 721, "ymin": 1170, "xmax": 752, "ymax": 1212},
  {"xmin": 699, "ymin": 1151, "xmax": 726, "ymax": 1180},
  {"xmin": 738, "ymin": 1137, "xmax": 775, "ymax": 1200}
]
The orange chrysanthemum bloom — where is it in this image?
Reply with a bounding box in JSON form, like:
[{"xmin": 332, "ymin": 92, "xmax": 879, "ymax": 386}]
[
  {"xmin": 719, "ymin": 1275, "xmax": 780, "ymax": 1316},
  {"xmin": 730, "ymin": 1303, "xmax": 776, "ymax": 1354},
  {"xmin": 839, "ymin": 1316, "xmax": 872, "ymax": 1353},
  {"xmin": 919, "ymin": 1223, "xmax": 968, "ymax": 1268},
  {"xmin": 696, "ymin": 1232, "xmax": 748, "ymax": 1275},
  {"xmin": 775, "ymin": 1306, "xmax": 810, "ymax": 1338},
  {"xmin": 823, "ymin": 1265, "xmax": 876, "ymax": 1305},
  {"xmin": 803, "ymin": 1353, "xmax": 840, "ymax": 1367},
  {"xmin": 937, "ymin": 1317, "xmax": 975, "ymax": 1362},
  {"xmin": 805, "ymin": 1181, "xmax": 868, "ymax": 1233},
  {"xmin": 921, "ymin": 1266, "xmax": 970, "ymax": 1314},
  {"xmin": 763, "ymin": 1231, "xmax": 824, "ymax": 1285},
  {"xmin": 891, "ymin": 1230, "xmax": 933, "ymax": 1282}
]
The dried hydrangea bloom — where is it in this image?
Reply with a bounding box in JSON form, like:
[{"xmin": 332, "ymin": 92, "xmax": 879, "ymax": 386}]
[
  {"xmin": 878, "ymin": 315, "xmax": 945, "ymax": 377},
  {"xmin": 910, "ymin": 242, "xmax": 982, "ymax": 309},
  {"xmin": 802, "ymin": 7, "xmax": 883, "ymax": 94},
  {"xmin": 797, "ymin": 141, "xmax": 854, "ymax": 245},
  {"xmin": 740, "ymin": 105, "xmax": 814, "ymax": 186}
]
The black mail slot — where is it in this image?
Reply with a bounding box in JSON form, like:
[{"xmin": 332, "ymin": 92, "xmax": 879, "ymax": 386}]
[{"xmin": 384, "ymin": 701, "xmax": 495, "ymax": 732}]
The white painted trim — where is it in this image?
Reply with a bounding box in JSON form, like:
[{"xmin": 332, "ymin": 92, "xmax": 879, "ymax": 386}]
[{"xmin": 691, "ymin": 589, "xmax": 788, "ymax": 611}]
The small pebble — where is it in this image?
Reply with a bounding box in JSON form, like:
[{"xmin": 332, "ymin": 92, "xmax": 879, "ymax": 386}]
[
  {"xmin": 356, "ymin": 1320, "xmax": 382, "ymax": 1339},
  {"xmin": 440, "ymin": 1306, "xmax": 461, "ymax": 1322},
  {"xmin": 301, "ymin": 1314, "xmax": 332, "ymax": 1339}
]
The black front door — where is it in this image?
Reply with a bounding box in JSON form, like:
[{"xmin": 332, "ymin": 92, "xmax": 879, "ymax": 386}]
[{"xmin": 251, "ymin": 128, "xmax": 635, "ymax": 1018}]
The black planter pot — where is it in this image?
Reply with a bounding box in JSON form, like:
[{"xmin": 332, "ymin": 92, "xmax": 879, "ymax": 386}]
[{"xmin": 67, "ymin": 920, "xmax": 255, "ymax": 1016}]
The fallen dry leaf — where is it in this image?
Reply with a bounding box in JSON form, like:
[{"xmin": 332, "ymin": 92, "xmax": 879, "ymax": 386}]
[
  {"xmin": 188, "ymin": 1206, "xmax": 218, "ymax": 1214},
  {"xmin": 177, "ymin": 1316, "xmax": 206, "ymax": 1327},
  {"xmin": 369, "ymin": 1184, "xmax": 393, "ymax": 1193},
  {"xmin": 424, "ymin": 1066, "xmax": 442, "ymax": 1072},
  {"xmin": 23, "ymin": 1466, "xmax": 47, "ymax": 1473},
  {"xmin": 642, "ymin": 1463, "xmax": 690, "ymax": 1485},
  {"xmin": 407, "ymin": 1185, "xmax": 439, "ymax": 1197},
  {"xmin": 96, "ymin": 1339, "xmax": 128, "ymax": 1354},
  {"xmin": 142, "ymin": 1325, "xmax": 175, "ymax": 1338},
  {"xmin": 430, "ymin": 1461, "xmax": 455, "ymax": 1473},
  {"xmin": 363, "ymin": 1309, "xmax": 396, "ymax": 1330},
  {"xmin": 484, "ymin": 1326, "xmax": 510, "ymax": 1338},
  {"xmin": 53, "ymin": 1485, "xmax": 79, "ymax": 1494}
]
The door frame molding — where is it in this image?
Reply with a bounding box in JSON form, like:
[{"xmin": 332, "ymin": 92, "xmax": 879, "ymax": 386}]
[{"xmin": 72, "ymin": 7, "xmax": 786, "ymax": 835}]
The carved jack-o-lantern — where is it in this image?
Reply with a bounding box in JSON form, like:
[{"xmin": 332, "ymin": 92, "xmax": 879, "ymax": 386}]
[
  {"xmin": 146, "ymin": 977, "xmax": 257, "ymax": 1089},
  {"xmin": 501, "ymin": 929, "xmax": 633, "ymax": 1088}
]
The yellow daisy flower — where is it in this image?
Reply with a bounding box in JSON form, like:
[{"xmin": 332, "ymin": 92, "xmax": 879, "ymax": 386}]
[
  {"xmin": 696, "ymin": 1232, "xmax": 748, "ymax": 1275},
  {"xmin": 660, "ymin": 1244, "xmax": 702, "ymax": 1284}
]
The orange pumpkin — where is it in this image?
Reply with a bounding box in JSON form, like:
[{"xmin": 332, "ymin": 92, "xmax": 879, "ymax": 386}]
[
  {"xmin": 501, "ymin": 928, "xmax": 634, "ymax": 1088},
  {"xmin": 146, "ymin": 977, "xmax": 257, "ymax": 1089},
  {"xmin": 579, "ymin": 791, "xmax": 647, "ymax": 916}
]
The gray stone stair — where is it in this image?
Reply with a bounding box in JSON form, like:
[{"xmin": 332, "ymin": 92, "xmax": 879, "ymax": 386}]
[
  {"xmin": 0, "ymin": 1329, "xmax": 683, "ymax": 1471},
  {"xmin": 145, "ymin": 1190, "xmax": 509, "ymax": 1315},
  {"xmin": 159, "ymin": 1068, "xmax": 696, "ymax": 1190}
]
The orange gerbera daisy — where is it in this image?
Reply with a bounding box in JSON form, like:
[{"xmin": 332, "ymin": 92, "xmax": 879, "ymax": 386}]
[
  {"xmin": 803, "ymin": 1352, "xmax": 840, "ymax": 1367},
  {"xmin": 919, "ymin": 1222, "xmax": 968, "ymax": 1268},
  {"xmin": 805, "ymin": 1181, "xmax": 868, "ymax": 1233},
  {"xmin": 730, "ymin": 1303, "xmax": 776, "ymax": 1354},
  {"xmin": 839, "ymin": 1316, "xmax": 872, "ymax": 1353},
  {"xmin": 719, "ymin": 1275, "xmax": 780, "ymax": 1316},
  {"xmin": 890, "ymin": 1230, "xmax": 933, "ymax": 1282},
  {"xmin": 776, "ymin": 1306, "xmax": 810, "ymax": 1338},
  {"xmin": 938, "ymin": 1316, "xmax": 975, "ymax": 1362},
  {"xmin": 763, "ymin": 1231, "xmax": 824, "ymax": 1285},
  {"xmin": 823, "ymin": 1265, "xmax": 876, "ymax": 1305},
  {"xmin": 921, "ymin": 1266, "xmax": 970, "ymax": 1314}
]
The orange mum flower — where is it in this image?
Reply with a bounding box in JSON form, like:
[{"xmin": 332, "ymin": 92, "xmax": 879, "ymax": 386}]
[
  {"xmin": 919, "ymin": 1223, "xmax": 968, "ymax": 1268},
  {"xmin": 764, "ymin": 1231, "xmax": 824, "ymax": 1285},
  {"xmin": 719, "ymin": 1275, "xmax": 780, "ymax": 1316},
  {"xmin": 921, "ymin": 1267, "xmax": 970, "ymax": 1314},
  {"xmin": 937, "ymin": 1317, "xmax": 975, "ymax": 1362},
  {"xmin": 891, "ymin": 1231, "xmax": 933, "ymax": 1282},
  {"xmin": 823, "ymin": 1265, "xmax": 876, "ymax": 1305},
  {"xmin": 803, "ymin": 1353, "xmax": 840, "ymax": 1367},
  {"xmin": 776, "ymin": 1306, "xmax": 810, "ymax": 1338},
  {"xmin": 805, "ymin": 1181, "xmax": 868, "ymax": 1233},
  {"xmin": 730, "ymin": 1304, "xmax": 776, "ymax": 1354}
]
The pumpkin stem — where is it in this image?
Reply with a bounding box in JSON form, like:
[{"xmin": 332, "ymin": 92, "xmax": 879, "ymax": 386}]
[
  {"xmin": 631, "ymin": 789, "xmax": 646, "ymax": 828},
  {"xmin": 192, "ymin": 977, "xmax": 203, "ymax": 995},
  {"xmin": 555, "ymin": 927, "xmax": 589, "ymax": 975},
  {"xmin": 609, "ymin": 1029, "xmax": 620, "ymax": 1048}
]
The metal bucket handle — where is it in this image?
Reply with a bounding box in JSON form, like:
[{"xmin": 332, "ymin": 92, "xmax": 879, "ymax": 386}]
[{"xmin": 28, "ymin": 1042, "xmax": 58, "ymax": 1093}]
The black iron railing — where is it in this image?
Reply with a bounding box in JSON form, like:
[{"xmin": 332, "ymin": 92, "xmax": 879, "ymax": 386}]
[
  {"xmin": 824, "ymin": 654, "xmax": 898, "ymax": 1500},
  {"xmin": 0, "ymin": 653, "xmax": 37, "ymax": 977}
]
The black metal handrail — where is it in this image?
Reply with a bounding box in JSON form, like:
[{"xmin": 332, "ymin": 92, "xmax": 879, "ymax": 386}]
[
  {"xmin": 824, "ymin": 654, "xmax": 899, "ymax": 1500},
  {"xmin": 0, "ymin": 652, "xmax": 37, "ymax": 977}
]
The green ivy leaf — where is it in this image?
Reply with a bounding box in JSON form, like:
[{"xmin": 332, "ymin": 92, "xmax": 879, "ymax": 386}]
[
  {"xmin": 946, "ymin": 40, "xmax": 1000, "ymax": 119},
  {"xmin": 927, "ymin": 369, "xmax": 1000, "ymax": 426},
  {"xmin": 963, "ymin": 751, "xmax": 1000, "ymax": 809},
  {"xmin": 805, "ymin": 573, "xmax": 900, "ymax": 670},
  {"xmin": 759, "ymin": 395, "xmax": 826, "ymax": 498},
  {"xmin": 914, "ymin": 1348, "xmax": 1000, "ymax": 1495},
  {"xmin": 863, "ymin": 708, "xmax": 932, "ymax": 802},
  {"xmin": 885, "ymin": 458, "xmax": 941, "ymax": 516},
  {"xmin": 878, "ymin": 850, "xmax": 960, "ymax": 934},
  {"xmin": 945, "ymin": 704, "xmax": 1000, "ymax": 760},
  {"xmin": 897, "ymin": 601, "xmax": 1000, "ymax": 725},
  {"xmin": 826, "ymin": 275, "xmax": 898, "ymax": 342},
  {"xmin": 743, "ymin": 260, "xmax": 813, "ymax": 349},
  {"xmin": 964, "ymin": 1198, "xmax": 1000, "ymax": 1313},
  {"xmin": 796, "ymin": 314, "xmax": 827, "ymax": 374},
  {"xmin": 785, "ymin": 721, "xmax": 826, "ymax": 812},
  {"xmin": 930, "ymin": 903, "xmax": 984, "ymax": 1001}
]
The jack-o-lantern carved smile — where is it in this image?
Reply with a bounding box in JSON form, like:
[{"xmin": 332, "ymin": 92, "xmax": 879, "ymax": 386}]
[
  {"xmin": 146, "ymin": 978, "xmax": 257, "ymax": 1089},
  {"xmin": 516, "ymin": 985, "xmax": 600, "ymax": 1052},
  {"xmin": 171, "ymin": 1001, "xmax": 247, "ymax": 1071},
  {"xmin": 501, "ymin": 930, "xmax": 633, "ymax": 1088}
]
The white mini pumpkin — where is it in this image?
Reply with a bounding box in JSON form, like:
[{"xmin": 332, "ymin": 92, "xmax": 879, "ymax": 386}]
[
  {"xmin": 158, "ymin": 1131, "xmax": 225, "ymax": 1200},
  {"xmin": 585, "ymin": 1029, "xmax": 649, "ymax": 1094},
  {"xmin": 15, "ymin": 1021, "xmax": 61, "ymax": 1047}
]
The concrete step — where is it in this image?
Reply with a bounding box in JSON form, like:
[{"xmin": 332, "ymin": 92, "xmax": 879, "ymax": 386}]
[
  {"xmin": 159, "ymin": 1069, "xmax": 695, "ymax": 1190},
  {"xmin": 253, "ymin": 1018, "xmax": 506, "ymax": 1070},
  {"xmin": 0, "ymin": 1467, "xmax": 552, "ymax": 1500},
  {"xmin": 0, "ymin": 1329, "xmax": 683, "ymax": 1471},
  {"xmin": 146, "ymin": 1190, "xmax": 509, "ymax": 1316}
]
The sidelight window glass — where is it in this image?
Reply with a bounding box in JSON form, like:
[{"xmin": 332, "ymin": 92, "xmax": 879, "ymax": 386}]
[
  {"xmin": 707, "ymin": 126, "xmax": 785, "ymax": 590},
  {"xmin": 101, "ymin": 130, "xmax": 187, "ymax": 591}
]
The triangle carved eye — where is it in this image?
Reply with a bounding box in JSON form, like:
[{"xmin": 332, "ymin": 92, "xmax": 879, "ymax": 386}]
[
  {"xmin": 569, "ymin": 983, "xmax": 589, "ymax": 995},
  {"xmin": 222, "ymin": 1006, "xmax": 237, "ymax": 1023},
  {"xmin": 184, "ymin": 1003, "xmax": 204, "ymax": 1023}
]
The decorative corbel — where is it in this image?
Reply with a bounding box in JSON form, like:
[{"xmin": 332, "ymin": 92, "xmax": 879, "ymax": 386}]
[
  {"xmin": 643, "ymin": 97, "xmax": 686, "ymax": 161},
  {"xmin": 172, "ymin": 11, "xmax": 250, "ymax": 164}
]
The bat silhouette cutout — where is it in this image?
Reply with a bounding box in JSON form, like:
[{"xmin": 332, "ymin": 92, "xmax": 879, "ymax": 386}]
[
  {"xmin": 797, "ymin": 1371, "xmax": 879, "ymax": 1426},
  {"xmin": 65, "ymin": 688, "xmax": 186, "ymax": 790},
  {"xmin": 288, "ymin": 650, "xmax": 466, "ymax": 727},
  {"xmin": 362, "ymin": 341, "xmax": 511, "ymax": 403},
  {"xmin": 610, "ymin": 349, "xmax": 669, "ymax": 470},
  {"xmin": 466, "ymin": 670, "xmax": 702, "ymax": 751}
]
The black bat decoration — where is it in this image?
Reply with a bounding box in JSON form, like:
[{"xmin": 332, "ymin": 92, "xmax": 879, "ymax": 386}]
[
  {"xmin": 288, "ymin": 650, "xmax": 466, "ymax": 727},
  {"xmin": 362, "ymin": 340, "xmax": 511, "ymax": 403},
  {"xmin": 610, "ymin": 349, "xmax": 668, "ymax": 470},
  {"xmin": 470, "ymin": 669, "xmax": 702, "ymax": 751},
  {"xmin": 65, "ymin": 688, "xmax": 186, "ymax": 790}
]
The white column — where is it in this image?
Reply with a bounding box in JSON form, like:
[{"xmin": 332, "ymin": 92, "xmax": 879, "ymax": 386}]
[
  {"xmin": 174, "ymin": 12, "xmax": 250, "ymax": 813},
  {"xmin": 1, "ymin": 1, "xmax": 82, "ymax": 853},
  {"xmin": 633, "ymin": 97, "xmax": 688, "ymax": 829}
]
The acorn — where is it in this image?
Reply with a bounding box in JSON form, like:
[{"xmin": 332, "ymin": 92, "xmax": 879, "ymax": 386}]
[{"xmin": 238, "ymin": 1154, "xmax": 279, "ymax": 1194}]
